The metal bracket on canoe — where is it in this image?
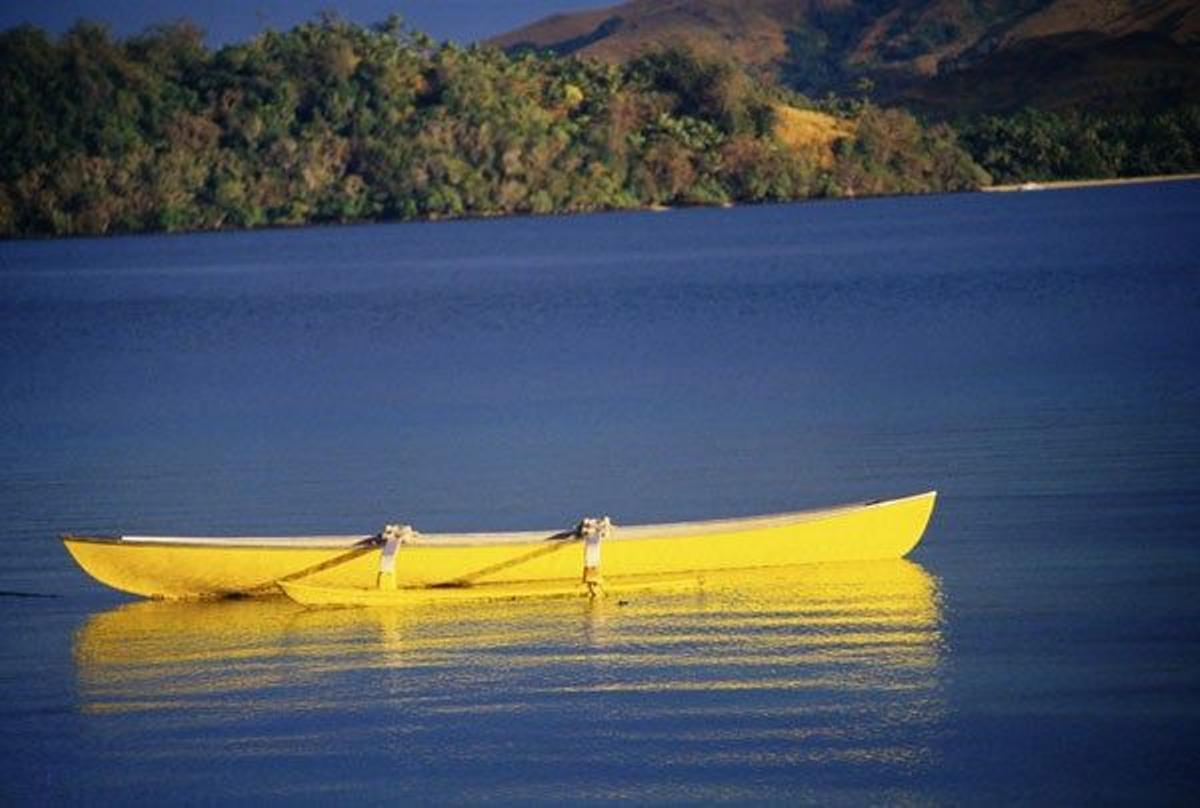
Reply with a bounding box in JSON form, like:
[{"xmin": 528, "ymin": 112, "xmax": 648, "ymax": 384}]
[
  {"xmin": 577, "ymin": 516, "xmax": 612, "ymax": 597},
  {"xmin": 376, "ymin": 523, "xmax": 416, "ymax": 591}
]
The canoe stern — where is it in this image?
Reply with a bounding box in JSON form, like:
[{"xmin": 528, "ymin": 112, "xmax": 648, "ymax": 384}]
[{"xmin": 62, "ymin": 536, "xmax": 378, "ymax": 600}]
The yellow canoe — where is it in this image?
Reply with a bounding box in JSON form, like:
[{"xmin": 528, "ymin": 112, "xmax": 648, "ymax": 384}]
[{"xmin": 62, "ymin": 491, "xmax": 935, "ymax": 602}]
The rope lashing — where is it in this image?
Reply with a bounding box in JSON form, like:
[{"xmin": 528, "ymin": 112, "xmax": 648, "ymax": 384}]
[
  {"xmin": 377, "ymin": 523, "xmax": 417, "ymax": 591},
  {"xmin": 577, "ymin": 516, "xmax": 612, "ymax": 597}
]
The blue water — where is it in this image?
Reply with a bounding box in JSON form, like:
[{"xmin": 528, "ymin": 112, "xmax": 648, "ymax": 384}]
[{"xmin": 2, "ymin": 184, "xmax": 1198, "ymax": 803}]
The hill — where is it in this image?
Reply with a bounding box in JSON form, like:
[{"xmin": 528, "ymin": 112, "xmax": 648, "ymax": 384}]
[
  {"xmin": 490, "ymin": 0, "xmax": 1200, "ymax": 115},
  {"xmin": 492, "ymin": 1, "xmax": 812, "ymax": 68}
]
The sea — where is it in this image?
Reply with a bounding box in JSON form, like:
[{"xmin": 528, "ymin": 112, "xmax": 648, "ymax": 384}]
[{"xmin": 1, "ymin": 183, "xmax": 1198, "ymax": 804}]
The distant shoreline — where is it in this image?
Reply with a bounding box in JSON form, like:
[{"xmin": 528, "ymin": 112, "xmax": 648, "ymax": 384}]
[
  {"xmin": 6, "ymin": 172, "xmax": 1198, "ymax": 243},
  {"xmin": 981, "ymin": 173, "xmax": 1200, "ymax": 193}
]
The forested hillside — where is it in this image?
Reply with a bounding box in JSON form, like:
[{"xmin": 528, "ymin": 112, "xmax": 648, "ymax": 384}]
[
  {"xmin": 492, "ymin": 0, "xmax": 1200, "ymax": 182},
  {"xmin": 0, "ymin": 17, "xmax": 988, "ymax": 237}
]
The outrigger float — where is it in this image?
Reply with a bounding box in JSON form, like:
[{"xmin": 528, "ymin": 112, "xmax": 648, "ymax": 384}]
[{"xmin": 62, "ymin": 491, "xmax": 936, "ymax": 606}]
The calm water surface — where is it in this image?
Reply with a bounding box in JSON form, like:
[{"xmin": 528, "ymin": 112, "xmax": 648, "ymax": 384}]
[{"xmin": 2, "ymin": 185, "xmax": 1198, "ymax": 803}]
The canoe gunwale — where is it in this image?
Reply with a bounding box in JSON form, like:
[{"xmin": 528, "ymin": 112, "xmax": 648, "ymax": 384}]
[
  {"xmin": 61, "ymin": 534, "xmax": 379, "ymax": 550},
  {"xmin": 61, "ymin": 492, "xmax": 936, "ymax": 552}
]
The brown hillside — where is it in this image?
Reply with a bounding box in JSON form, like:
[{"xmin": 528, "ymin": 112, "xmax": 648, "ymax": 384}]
[
  {"xmin": 491, "ymin": 0, "xmax": 825, "ymax": 70},
  {"xmin": 998, "ymin": 0, "xmax": 1200, "ymax": 47},
  {"xmin": 488, "ymin": 0, "xmax": 1200, "ymax": 114},
  {"xmin": 899, "ymin": 30, "xmax": 1200, "ymax": 114}
]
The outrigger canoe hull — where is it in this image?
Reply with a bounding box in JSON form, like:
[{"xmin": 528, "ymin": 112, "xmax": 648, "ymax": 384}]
[{"xmin": 63, "ymin": 491, "xmax": 936, "ymax": 601}]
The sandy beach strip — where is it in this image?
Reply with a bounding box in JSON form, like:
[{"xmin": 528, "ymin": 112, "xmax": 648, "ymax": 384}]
[{"xmin": 981, "ymin": 173, "xmax": 1200, "ymax": 193}]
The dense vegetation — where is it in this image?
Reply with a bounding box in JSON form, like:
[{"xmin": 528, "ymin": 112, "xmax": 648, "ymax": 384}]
[
  {"xmin": 0, "ymin": 17, "xmax": 987, "ymax": 238},
  {"xmin": 956, "ymin": 105, "xmax": 1200, "ymax": 184}
]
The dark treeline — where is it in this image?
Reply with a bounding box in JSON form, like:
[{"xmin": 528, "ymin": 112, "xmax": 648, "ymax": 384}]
[
  {"xmin": 957, "ymin": 105, "xmax": 1200, "ymax": 184},
  {"xmin": 0, "ymin": 17, "xmax": 986, "ymax": 237}
]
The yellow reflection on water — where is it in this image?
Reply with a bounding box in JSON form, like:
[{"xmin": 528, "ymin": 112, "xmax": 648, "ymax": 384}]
[
  {"xmin": 75, "ymin": 560, "xmax": 946, "ymax": 776},
  {"xmin": 75, "ymin": 559, "xmax": 942, "ymax": 694}
]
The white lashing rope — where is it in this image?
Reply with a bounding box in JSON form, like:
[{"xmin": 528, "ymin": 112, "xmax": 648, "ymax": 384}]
[
  {"xmin": 578, "ymin": 516, "xmax": 612, "ymax": 597},
  {"xmin": 377, "ymin": 523, "xmax": 416, "ymax": 590}
]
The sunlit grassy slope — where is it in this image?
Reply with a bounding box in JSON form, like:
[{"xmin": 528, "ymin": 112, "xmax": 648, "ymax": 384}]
[{"xmin": 772, "ymin": 104, "xmax": 854, "ymax": 167}]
